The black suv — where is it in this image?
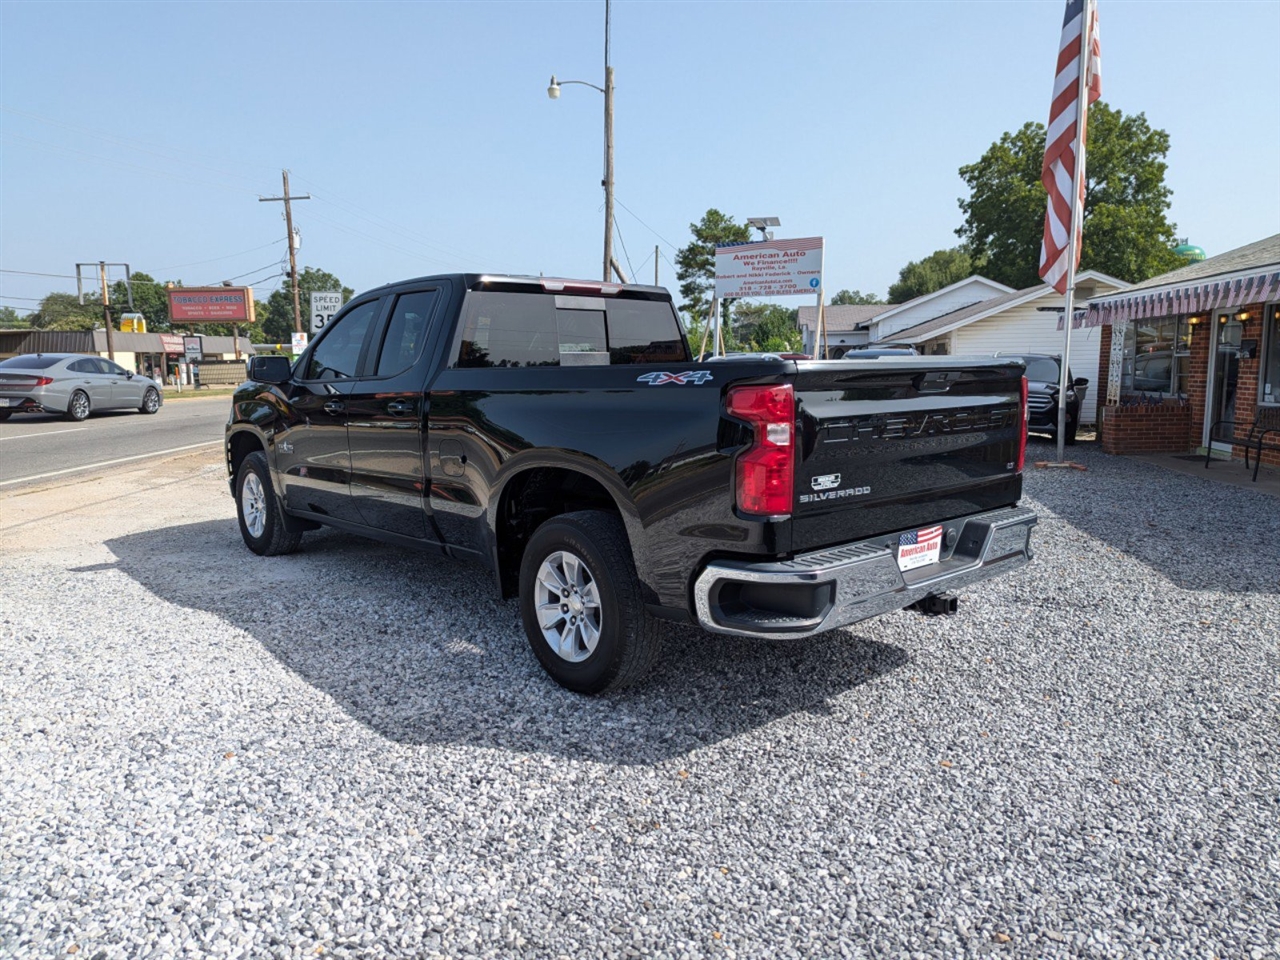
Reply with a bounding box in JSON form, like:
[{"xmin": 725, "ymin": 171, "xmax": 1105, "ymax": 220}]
[{"xmin": 1002, "ymin": 354, "xmax": 1089, "ymax": 445}]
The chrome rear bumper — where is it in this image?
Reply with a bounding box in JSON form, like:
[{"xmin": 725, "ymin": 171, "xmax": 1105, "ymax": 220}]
[{"xmin": 692, "ymin": 506, "xmax": 1037, "ymax": 639}]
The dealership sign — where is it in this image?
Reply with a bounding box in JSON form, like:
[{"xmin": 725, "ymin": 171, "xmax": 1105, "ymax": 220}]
[
  {"xmin": 714, "ymin": 237, "xmax": 824, "ymax": 299},
  {"xmin": 167, "ymin": 286, "xmax": 256, "ymax": 323}
]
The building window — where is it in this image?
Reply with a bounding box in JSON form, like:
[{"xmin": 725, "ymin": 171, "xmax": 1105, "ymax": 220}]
[
  {"xmin": 1262, "ymin": 303, "xmax": 1280, "ymax": 406},
  {"xmin": 1121, "ymin": 314, "xmax": 1192, "ymax": 397}
]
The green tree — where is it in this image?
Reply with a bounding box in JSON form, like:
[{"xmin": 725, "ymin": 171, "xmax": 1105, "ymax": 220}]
[
  {"xmin": 675, "ymin": 209, "xmax": 750, "ymax": 327},
  {"xmin": 261, "ymin": 267, "xmax": 354, "ymax": 344},
  {"xmin": 957, "ymin": 102, "xmax": 1182, "ymax": 290},
  {"xmin": 0, "ymin": 306, "xmax": 28, "ymax": 329},
  {"xmin": 29, "ymin": 292, "xmax": 101, "ymax": 330},
  {"xmin": 110, "ymin": 271, "xmax": 171, "ymax": 332},
  {"xmin": 887, "ymin": 247, "xmax": 973, "ymax": 303},
  {"xmin": 830, "ymin": 289, "xmax": 883, "ymax": 306},
  {"xmin": 732, "ymin": 302, "xmax": 802, "ymax": 352}
]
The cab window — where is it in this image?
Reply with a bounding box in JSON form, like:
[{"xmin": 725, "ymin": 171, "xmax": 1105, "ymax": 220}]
[
  {"xmin": 454, "ymin": 291, "xmax": 688, "ymax": 368},
  {"xmin": 305, "ymin": 300, "xmax": 380, "ymax": 380},
  {"xmin": 374, "ymin": 290, "xmax": 440, "ymax": 377}
]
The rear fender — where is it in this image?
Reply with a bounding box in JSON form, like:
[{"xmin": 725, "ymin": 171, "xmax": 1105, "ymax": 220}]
[{"xmin": 487, "ymin": 450, "xmax": 647, "ymax": 599}]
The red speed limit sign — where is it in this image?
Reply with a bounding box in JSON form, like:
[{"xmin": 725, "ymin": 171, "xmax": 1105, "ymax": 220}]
[{"xmin": 310, "ymin": 291, "xmax": 343, "ymax": 334}]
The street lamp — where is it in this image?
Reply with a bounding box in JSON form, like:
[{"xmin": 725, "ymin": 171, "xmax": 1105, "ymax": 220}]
[
  {"xmin": 547, "ymin": 0, "xmax": 615, "ymax": 283},
  {"xmin": 747, "ymin": 216, "xmax": 780, "ymax": 242}
]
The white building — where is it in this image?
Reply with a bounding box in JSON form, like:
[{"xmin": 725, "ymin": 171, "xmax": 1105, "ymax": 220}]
[
  {"xmin": 798, "ymin": 276, "xmax": 1014, "ymax": 358},
  {"xmin": 881, "ymin": 270, "xmax": 1129, "ymax": 426}
]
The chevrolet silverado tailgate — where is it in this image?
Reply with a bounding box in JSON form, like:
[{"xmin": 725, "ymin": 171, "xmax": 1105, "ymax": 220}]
[{"xmin": 790, "ymin": 357, "xmax": 1025, "ymax": 552}]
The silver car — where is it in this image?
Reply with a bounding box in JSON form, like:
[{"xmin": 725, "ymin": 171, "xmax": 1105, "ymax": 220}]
[{"xmin": 0, "ymin": 353, "xmax": 164, "ymax": 422}]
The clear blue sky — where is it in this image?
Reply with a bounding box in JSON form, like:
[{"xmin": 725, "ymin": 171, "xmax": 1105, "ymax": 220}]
[{"xmin": 2, "ymin": 0, "xmax": 1277, "ymax": 316}]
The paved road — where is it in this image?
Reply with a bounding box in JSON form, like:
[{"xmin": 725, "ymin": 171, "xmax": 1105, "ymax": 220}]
[{"xmin": 0, "ymin": 394, "xmax": 229, "ymax": 488}]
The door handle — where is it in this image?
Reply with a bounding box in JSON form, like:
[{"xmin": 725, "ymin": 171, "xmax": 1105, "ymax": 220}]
[
  {"xmin": 386, "ymin": 400, "xmax": 416, "ymax": 416},
  {"xmin": 323, "ymin": 400, "xmax": 346, "ymax": 415}
]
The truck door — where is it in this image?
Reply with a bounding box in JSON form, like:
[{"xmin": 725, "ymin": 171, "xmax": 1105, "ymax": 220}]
[
  {"xmin": 345, "ymin": 286, "xmax": 447, "ymax": 539},
  {"xmin": 274, "ymin": 297, "xmax": 382, "ymax": 523}
]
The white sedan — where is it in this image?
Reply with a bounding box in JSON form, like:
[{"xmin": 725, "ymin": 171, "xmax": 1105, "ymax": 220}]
[{"xmin": 0, "ymin": 353, "xmax": 163, "ymax": 421}]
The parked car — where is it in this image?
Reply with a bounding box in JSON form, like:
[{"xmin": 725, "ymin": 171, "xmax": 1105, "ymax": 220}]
[
  {"xmin": 226, "ymin": 274, "xmax": 1036, "ymax": 693},
  {"xmin": 998, "ymin": 353, "xmax": 1087, "ymax": 444},
  {"xmin": 0, "ymin": 353, "xmax": 163, "ymax": 421}
]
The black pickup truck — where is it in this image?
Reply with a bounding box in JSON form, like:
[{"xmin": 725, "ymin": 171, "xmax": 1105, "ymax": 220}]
[{"xmin": 226, "ymin": 274, "xmax": 1036, "ymax": 693}]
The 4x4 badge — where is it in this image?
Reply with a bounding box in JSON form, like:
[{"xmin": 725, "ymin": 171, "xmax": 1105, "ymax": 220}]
[
  {"xmin": 635, "ymin": 371, "xmax": 714, "ymax": 386},
  {"xmin": 811, "ymin": 473, "xmax": 841, "ymax": 491}
]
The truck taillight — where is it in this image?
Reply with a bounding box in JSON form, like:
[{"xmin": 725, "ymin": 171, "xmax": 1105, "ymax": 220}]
[
  {"xmin": 1017, "ymin": 375, "xmax": 1028, "ymax": 472},
  {"xmin": 727, "ymin": 383, "xmax": 795, "ymax": 517}
]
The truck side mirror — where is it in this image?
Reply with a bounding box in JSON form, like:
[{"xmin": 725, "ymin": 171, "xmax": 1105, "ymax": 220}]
[{"xmin": 249, "ymin": 355, "xmax": 292, "ymax": 385}]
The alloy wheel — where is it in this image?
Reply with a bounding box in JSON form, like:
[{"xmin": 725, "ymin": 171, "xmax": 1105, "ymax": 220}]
[
  {"xmin": 241, "ymin": 472, "xmax": 267, "ymax": 539},
  {"xmin": 535, "ymin": 549, "xmax": 603, "ymax": 662}
]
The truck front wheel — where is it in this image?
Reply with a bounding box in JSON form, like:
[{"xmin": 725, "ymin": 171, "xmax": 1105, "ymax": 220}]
[
  {"xmin": 236, "ymin": 451, "xmax": 303, "ymax": 556},
  {"xmin": 519, "ymin": 510, "xmax": 661, "ymax": 694}
]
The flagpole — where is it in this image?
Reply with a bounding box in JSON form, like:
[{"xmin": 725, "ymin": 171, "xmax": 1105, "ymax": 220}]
[{"xmin": 1055, "ymin": 0, "xmax": 1094, "ymax": 464}]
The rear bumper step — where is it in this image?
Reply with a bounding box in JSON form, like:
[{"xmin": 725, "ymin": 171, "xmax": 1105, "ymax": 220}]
[{"xmin": 692, "ymin": 506, "xmax": 1037, "ymax": 639}]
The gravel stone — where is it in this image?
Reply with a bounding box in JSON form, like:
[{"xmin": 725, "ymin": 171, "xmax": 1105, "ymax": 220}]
[{"xmin": 0, "ymin": 444, "xmax": 1277, "ymax": 959}]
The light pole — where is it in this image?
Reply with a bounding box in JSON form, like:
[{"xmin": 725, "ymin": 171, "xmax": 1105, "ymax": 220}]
[{"xmin": 548, "ymin": 0, "xmax": 614, "ymax": 283}]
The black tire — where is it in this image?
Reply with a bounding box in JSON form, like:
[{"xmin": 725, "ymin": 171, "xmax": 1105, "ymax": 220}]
[
  {"xmin": 519, "ymin": 510, "xmax": 662, "ymax": 694},
  {"xmin": 139, "ymin": 387, "xmax": 160, "ymax": 414},
  {"xmin": 0, "ymin": 410, "xmax": 11, "ymax": 421},
  {"xmin": 65, "ymin": 390, "xmax": 90, "ymax": 422},
  {"xmin": 235, "ymin": 450, "xmax": 303, "ymax": 556}
]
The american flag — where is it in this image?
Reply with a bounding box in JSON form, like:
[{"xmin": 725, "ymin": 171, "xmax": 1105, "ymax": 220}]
[
  {"xmin": 1039, "ymin": 0, "xmax": 1102, "ymax": 295},
  {"xmin": 899, "ymin": 525, "xmax": 943, "ymax": 548}
]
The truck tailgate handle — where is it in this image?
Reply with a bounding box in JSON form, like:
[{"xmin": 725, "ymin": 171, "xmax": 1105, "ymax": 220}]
[
  {"xmin": 914, "ymin": 370, "xmax": 960, "ymax": 393},
  {"xmin": 323, "ymin": 400, "xmax": 346, "ymax": 415}
]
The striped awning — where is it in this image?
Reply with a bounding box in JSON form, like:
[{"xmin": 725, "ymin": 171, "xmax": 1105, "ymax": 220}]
[{"xmin": 1085, "ymin": 269, "xmax": 1280, "ymax": 326}]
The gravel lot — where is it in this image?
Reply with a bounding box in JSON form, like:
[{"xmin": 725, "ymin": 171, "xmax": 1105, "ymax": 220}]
[{"xmin": 1, "ymin": 442, "xmax": 1277, "ymax": 960}]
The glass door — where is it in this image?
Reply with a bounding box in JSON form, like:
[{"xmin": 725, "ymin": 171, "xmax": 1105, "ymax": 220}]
[{"xmin": 1205, "ymin": 310, "xmax": 1243, "ymax": 452}]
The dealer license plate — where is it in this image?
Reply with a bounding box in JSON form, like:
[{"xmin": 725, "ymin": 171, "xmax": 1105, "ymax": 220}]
[{"xmin": 897, "ymin": 524, "xmax": 943, "ymax": 572}]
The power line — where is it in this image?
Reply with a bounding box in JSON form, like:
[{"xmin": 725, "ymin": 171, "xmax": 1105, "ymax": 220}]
[
  {"xmin": 155, "ymin": 239, "xmax": 285, "ymax": 273},
  {"xmin": 615, "ymin": 198, "xmax": 680, "ymax": 252},
  {"xmin": 614, "ymin": 215, "xmax": 637, "ymax": 282},
  {"xmin": 206, "ymin": 260, "xmax": 288, "ymax": 287},
  {"xmin": 292, "ymin": 173, "xmax": 489, "ymax": 268},
  {"xmin": 0, "ymin": 269, "xmax": 80, "ymax": 280},
  {"xmin": 1, "ymin": 133, "xmax": 262, "ymax": 197},
  {"xmin": 0, "ymin": 105, "xmax": 270, "ymax": 186}
]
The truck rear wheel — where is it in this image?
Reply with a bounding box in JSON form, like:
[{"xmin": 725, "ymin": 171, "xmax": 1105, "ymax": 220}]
[
  {"xmin": 519, "ymin": 510, "xmax": 661, "ymax": 694},
  {"xmin": 236, "ymin": 451, "xmax": 303, "ymax": 556}
]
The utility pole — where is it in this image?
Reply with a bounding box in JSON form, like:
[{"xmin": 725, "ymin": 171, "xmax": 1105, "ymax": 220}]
[
  {"xmin": 602, "ymin": 0, "xmax": 614, "ymax": 283},
  {"xmin": 259, "ymin": 170, "xmax": 310, "ymax": 334},
  {"xmin": 75, "ymin": 262, "xmax": 132, "ymax": 362},
  {"xmin": 98, "ymin": 262, "xmax": 115, "ymax": 361}
]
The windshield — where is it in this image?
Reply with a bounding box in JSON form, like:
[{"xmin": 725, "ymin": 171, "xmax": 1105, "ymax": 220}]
[
  {"xmin": 1015, "ymin": 357, "xmax": 1061, "ymax": 382},
  {"xmin": 0, "ymin": 354, "xmax": 63, "ymax": 370}
]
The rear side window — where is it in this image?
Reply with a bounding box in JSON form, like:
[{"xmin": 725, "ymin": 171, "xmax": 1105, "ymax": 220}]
[
  {"xmin": 374, "ymin": 290, "xmax": 440, "ymax": 377},
  {"xmin": 68, "ymin": 359, "xmax": 97, "ymax": 373},
  {"xmin": 455, "ymin": 292, "xmax": 687, "ymax": 368},
  {"xmin": 605, "ymin": 299, "xmax": 687, "ymax": 364},
  {"xmin": 0, "ymin": 354, "xmax": 63, "ymax": 370}
]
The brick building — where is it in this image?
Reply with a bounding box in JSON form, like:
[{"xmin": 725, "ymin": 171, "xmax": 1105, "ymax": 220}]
[{"xmin": 1085, "ymin": 234, "xmax": 1280, "ymax": 468}]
